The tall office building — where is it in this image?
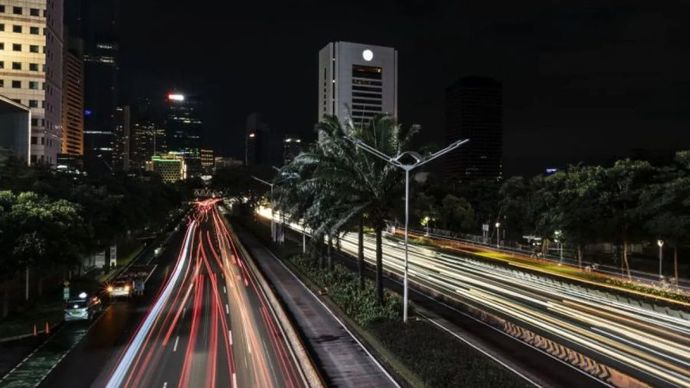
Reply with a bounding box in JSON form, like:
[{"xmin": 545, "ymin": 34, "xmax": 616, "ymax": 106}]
[
  {"xmin": 67, "ymin": 0, "xmax": 119, "ymax": 173},
  {"xmin": 282, "ymin": 134, "xmax": 301, "ymax": 165},
  {"xmin": 318, "ymin": 41, "xmax": 397, "ymax": 126},
  {"xmin": 165, "ymin": 92, "xmax": 202, "ymax": 178},
  {"xmin": 130, "ymin": 97, "xmax": 164, "ymax": 171},
  {"xmin": 112, "ymin": 104, "xmax": 129, "ymax": 170},
  {"xmin": 61, "ymin": 32, "xmax": 83, "ymax": 156},
  {"xmin": 0, "ymin": 0, "xmax": 64, "ymax": 165},
  {"xmin": 444, "ymin": 76, "xmax": 503, "ymax": 180}
]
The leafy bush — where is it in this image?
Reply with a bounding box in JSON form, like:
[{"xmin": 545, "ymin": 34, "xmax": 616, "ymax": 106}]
[{"xmin": 289, "ymin": 254, "xmax": 400, "ymax": 326}]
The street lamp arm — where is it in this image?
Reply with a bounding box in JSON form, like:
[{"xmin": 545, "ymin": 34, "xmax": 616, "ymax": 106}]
[
  {"xmin": 414, "ymin": 139, "xmax": 470, "ymax": 168},
  {"xmin": 343, "ymin": 136, "xmax": 396, "ymax": 164},
  {"xmin": 251, "ymin": 176, "xmax": 273, "ymax": 188}
]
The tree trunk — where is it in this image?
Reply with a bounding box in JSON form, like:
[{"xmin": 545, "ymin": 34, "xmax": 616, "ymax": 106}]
[
  {"xmin": 577, "ymin": 246, "xmax": 583, "ymax": 269},
  {"xmin": 2, "ymin": 281, "xmax": 9, "ymax": 318},
  {"xmin": 327, "ymin": 234, "xmax": 333, "ymax": 271},
  {"xmin": 25, "ymin": 266, "xmax": 29, "ymax": 301},
  {"xmin": 674, "ymin": 246, "xmax": 679, "ymax": 282},
  {"xmin": 358, "ymin": 216, "xmax": 365, "ymax": 290},
  {"xmin": 622, "ymin": 241, "xmax": 631, "ymax": 279},
  {"xmin": 37, "ymin": 275, "xmax": 44, "ymax": 298},
  {"xmin": 375, "ymin": 226, "xmax": 384, "ymax": 305}
]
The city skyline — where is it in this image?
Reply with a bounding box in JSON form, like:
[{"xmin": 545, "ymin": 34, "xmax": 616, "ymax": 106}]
[{"xmin": 115, "ymin": 0, "xmax": 690, "ymax": 176}]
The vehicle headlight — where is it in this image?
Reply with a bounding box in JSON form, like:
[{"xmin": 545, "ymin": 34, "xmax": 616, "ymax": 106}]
[
  {"xmin": 107, "ymin": 286, "xmax": 114, "ymax": 293},
  {"xmin": 124, "ymin": 285, "xmax": 130, "ymax": 292}
]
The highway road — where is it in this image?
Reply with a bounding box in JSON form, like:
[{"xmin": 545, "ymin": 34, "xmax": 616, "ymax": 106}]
[
  {"xmin": 262, "ymin": 210, "xmax": 690, "ymax": 387},
  {"xmin": 103, "ymin": 200, "xmax": 309, "ymax": 388}
]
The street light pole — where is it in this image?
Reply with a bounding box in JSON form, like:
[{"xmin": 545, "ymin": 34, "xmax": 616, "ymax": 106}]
[
  {"xmin": 251, "ymin": 176, "xmax": 276, "ymax": 242},
  {"xmin": 495, "ymin": 222, "xmax": 501, "ymax": 248},
  {"xmin": 345, "ymin": 137, "xmax": 469, "ymax": 323},
  {"xmin": 657, "ymin": 239, "xmax": 664, "ymax": 279}
]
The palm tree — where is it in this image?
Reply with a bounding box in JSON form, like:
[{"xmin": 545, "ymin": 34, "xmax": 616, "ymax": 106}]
[{"xmin": 276, "ymin": 114, "xmax": 416, "ymax": 304}]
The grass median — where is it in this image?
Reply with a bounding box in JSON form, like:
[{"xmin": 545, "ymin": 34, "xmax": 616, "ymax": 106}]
[{"xmin": 236, "ymin": 215, "xmax": 531, "ymax": 388}]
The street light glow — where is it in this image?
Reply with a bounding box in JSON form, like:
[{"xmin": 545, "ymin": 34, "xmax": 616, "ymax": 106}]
[{"xmin": 168, "ymin": 93, "xmax": 185, "ymax": 101}]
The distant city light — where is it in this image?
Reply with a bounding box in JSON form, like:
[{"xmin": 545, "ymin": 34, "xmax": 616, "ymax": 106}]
[
  {"xmin": 248, "ymin": 132, "xmax": 256, "ymax": 138},
  {"xmin": 84, "ymin": 109, "xmax": 93, "ymax": 116},
  {"xmin": 545, "ymin": 168, "xmax": 558, "ymax": 175},
  {"xmin": 168, "ymin": 94, "xmax": 185, "ymax": 102}
]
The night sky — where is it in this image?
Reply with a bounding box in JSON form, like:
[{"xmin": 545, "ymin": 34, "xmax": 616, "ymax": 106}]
[{"xmin": 119, "ymin": 0, "xmax": 690, "ymax": 176}]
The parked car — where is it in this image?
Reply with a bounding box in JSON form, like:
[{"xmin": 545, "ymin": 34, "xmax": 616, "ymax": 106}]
[{"xmin": 64, "ymin": 293, "xmax": 102, "ymax": 321}]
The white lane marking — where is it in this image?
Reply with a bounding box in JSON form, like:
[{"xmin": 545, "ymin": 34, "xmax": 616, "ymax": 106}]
[
  {"xmin": 106, "ymin": 221, "xmax": 197, "ymax": 388},
  {"xmin": 163, "ymin": 382, "xmax": 168, "ymax": 388},
  {"xmin": 172, "ymin": 336, "xmax": 179, "ymax": 352},
  {"xmin": 229, "ymin": 330, "xmax": 233, "ymax": 345},
  {"xmin": 225, "ymin": 304, "xmax": 230, "ymax": 315},
  {"xmin": 232, "ymin": 372, "xmax": 237, "ymax": 388}
]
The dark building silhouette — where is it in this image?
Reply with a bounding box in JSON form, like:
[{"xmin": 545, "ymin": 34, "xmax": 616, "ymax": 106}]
[
  {"xmin": 66, "ymin": 0, "xmax": 120, "ymax": 174},
  {"xmin": 245, "ymin": 112, "xmax": 281, "ymax": 166},
  {"xmin": 444, "ymin": 76, "xmax": 503, "ymax": 180}
]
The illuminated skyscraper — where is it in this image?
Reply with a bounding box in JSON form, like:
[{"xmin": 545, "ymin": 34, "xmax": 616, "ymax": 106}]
[
  {"xmin": 61, "ymin": 33, "xmax": 84, "ymax": 157},
  {"xmin": 318, "ymin": 41, "xmax": 397, "ymax": 126},
  {"xmin": 0, "ymin": 0, "xmax": 64, "ymax": 165},
  {"xmin": 165, "ymin": 92, "xmax": 203, "ymax": 177}
]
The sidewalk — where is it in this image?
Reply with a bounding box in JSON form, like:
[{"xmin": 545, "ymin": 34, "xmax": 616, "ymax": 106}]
[{"xmin": 234, "ymin": 226, "xmax": 400, "ymax": 388}]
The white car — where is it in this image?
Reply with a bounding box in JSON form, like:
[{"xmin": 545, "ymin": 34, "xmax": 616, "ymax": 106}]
[
  {"xmin": 64, "ymin": 293, "xmax": 102, "ymax": 321},
  {"xmin": 107, "ymin": 280, "xmax": 132, "ymax": 298}
]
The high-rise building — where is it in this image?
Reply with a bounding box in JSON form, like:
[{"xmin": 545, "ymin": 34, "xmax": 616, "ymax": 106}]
[
  {"xmin": 0, "ymin": 0, "xmax": 64, "ymax": 165},
  {"xmin": 69, "ymin": 0, "xmax": 119, "ymax": 173},
  {"xmin": 113, "ymin": 105, "xmax": 130, "ymax": 170},
  {"xmin": 200, "ymin": 148, "xmax": 214, "ymax": 173},
  {"xmin": 146, "ymin": 153, "xmax": 186, "ymax": 183},
  {"xmin": 282, "ymin": 134, "xmax": 301, "ymax": 165},
  {"xmin": 318, "ymin": 41, "xmax": 397, "ymax": 126},
  {"xmin": 165, "ymin": 92, "xmax": 202, "ymax": 178},
  {"xmin": 61, "ymin": 32, "xmax": 84, "ymax": 156},
  {"xmin": 444, "ymin": 76, "xmax": 503, "ymax": 180},
  {"xmin": 0, "ymin": 95, "xmax": 30, "ymax": 160}
]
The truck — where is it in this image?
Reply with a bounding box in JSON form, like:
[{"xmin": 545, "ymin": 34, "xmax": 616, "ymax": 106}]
[{"xmin": 107, "ymin": 264, "xmax": 156, "ymax": 298}]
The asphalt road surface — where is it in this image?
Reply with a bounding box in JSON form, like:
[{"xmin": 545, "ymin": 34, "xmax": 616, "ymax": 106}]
[{"xmin": 99, "ymin": 200, "xmax": 308, "ymax": 388}]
